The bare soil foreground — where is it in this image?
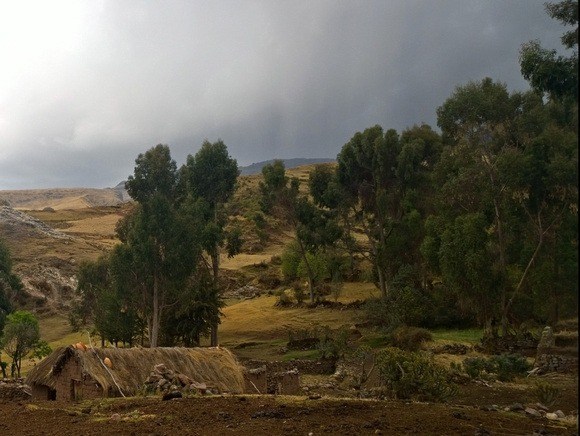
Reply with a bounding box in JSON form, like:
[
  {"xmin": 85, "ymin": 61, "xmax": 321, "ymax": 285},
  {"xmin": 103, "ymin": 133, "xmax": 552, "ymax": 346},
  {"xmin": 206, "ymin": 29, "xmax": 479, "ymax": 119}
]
[{"xmin": 0, "ymin": 393, "xmax": 577, "ymax": 436}]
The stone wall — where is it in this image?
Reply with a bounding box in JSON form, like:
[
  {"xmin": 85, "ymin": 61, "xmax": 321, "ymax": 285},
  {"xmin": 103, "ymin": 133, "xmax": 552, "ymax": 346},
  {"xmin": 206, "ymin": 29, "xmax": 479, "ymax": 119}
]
[
  {"xmin": 533, "ymin": 326, "xmax": 578, "ymax": 373},
  {"xmin": 0, "ymin": 379, "xmax": 30, "ymax": 401},
  {"xmin": 243, "ymin": 361, "xmax": 309, "ymax": 395},
  {"xmin": 244, "ymin": 358, "xmax": 336, "ymax": 375}
]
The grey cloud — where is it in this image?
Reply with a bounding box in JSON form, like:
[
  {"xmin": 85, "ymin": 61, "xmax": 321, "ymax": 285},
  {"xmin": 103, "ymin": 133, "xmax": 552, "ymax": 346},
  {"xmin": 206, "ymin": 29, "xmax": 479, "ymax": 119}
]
[{"xmin": 0, "ymin": 0, "xmax": 566, "ymax": 189}]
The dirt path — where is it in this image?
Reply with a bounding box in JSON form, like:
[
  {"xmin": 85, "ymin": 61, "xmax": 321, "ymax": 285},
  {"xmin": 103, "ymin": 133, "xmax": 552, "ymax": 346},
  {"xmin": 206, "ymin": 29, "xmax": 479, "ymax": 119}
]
[{"xmin": 0, "ymin": 395, "xmax": 576, "ymax": 436}]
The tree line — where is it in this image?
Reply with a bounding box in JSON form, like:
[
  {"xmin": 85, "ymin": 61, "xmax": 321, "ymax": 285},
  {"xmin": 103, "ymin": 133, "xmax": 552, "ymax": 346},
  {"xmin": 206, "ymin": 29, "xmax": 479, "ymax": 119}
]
[{"xmin": 259, "ymin": 1, "xmax": 577, "ymax": 336}]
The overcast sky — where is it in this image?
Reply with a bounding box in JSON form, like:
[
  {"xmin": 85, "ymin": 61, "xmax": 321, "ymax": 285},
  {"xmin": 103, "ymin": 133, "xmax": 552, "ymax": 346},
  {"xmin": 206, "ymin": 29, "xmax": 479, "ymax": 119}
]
[{"xmin": 0, "ymin": 0, "xmax": 568, "ymax": 189}]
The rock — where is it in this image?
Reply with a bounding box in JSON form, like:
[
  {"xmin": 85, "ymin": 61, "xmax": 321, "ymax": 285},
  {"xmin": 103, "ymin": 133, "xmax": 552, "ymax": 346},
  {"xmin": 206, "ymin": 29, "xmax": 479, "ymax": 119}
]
[
  {"xmin": 554, "ymin": 410, "xmax": 565, "ymax": 418},
  {"xmin": 508, "ymin": 403, "xmax": 525, "ymax": 412},
  {"xmin": 154, "ymin": 363, "xmax": 168, "ymax": 374},
  {"xmin": 545, "ymin": 413, "xmax": 559, "ymax": 420},
  {"xmin": 452, "ymin": 411, "xmax": 469, "ymax": 420},
  {"xmin": 162, "ymin": 390, "xmax": 182, "ymax": 401},
  {"xmin": 525, "ymin": 407, "xmax": 542, "ymax": 418},
  {"xmin": 535, "ymin": 403, "xmax": 549, "ymax": 411},
  {"xmin": 110, "ymin": 413, "xmax": 121, "ymax": 421},
  {"xmin": 475, "ymin": 424, "xmax": 491, "ymax": 435}
]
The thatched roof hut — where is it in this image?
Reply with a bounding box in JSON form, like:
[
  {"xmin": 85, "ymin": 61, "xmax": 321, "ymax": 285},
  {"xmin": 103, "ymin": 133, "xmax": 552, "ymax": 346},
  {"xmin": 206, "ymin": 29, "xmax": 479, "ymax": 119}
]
[{"xmin": 26, "ymin": 345, "xmax": 245, "ymax": 401}]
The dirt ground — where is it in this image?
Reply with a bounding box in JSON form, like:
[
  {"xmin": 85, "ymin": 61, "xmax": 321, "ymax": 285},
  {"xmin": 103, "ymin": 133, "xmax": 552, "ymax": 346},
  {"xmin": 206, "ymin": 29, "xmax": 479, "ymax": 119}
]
[{"xmin": 0, "ymin": 387, "xmax": 577, "ymax": 436}]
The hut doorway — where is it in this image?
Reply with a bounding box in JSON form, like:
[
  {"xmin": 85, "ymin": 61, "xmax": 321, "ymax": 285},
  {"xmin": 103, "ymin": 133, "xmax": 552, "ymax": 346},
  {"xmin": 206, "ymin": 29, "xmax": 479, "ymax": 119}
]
[
  {"xmin": 48, "ymin": 388, "xmax": 56, "ymax": 400},
  {"xmin": 70, "ymin": 379, "xmax": 81, "ymax": 401}
]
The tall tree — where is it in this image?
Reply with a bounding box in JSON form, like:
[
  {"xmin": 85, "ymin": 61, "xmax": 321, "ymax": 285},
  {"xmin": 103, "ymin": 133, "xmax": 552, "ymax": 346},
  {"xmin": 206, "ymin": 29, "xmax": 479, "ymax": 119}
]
[
  {"xmin": 179, "ymin": 140, "xmax": 239, "ymax": 346},
  {"xmin": 428, "ymin": 78, "xmax": 577, "ymax": 334},
  {"xmin": 336, "ymin": 126, "xmax": 400, "ymax": 298},
  {"xmin": 124, "ymin": 144, "xmax": 198, "ymax": 347},
  {"xmin": 520, "ymin": 0, "xmax": 578, "ymax": 103}
]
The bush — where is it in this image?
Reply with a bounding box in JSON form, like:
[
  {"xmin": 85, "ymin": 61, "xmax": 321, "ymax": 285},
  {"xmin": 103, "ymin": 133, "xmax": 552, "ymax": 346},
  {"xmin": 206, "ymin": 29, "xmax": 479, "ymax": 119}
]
[
  {"xmin": 274, "ymin": 291, "xmax": 292, "ymax": 307},
  {"xmin": 534, "ymin": 380, "xmax": 561, "ymax": 407},
  {"xmin": 293, "ymin": 286, "xmax": 307, "ymax": 305},
  {"xmin": 317, "ymin": 326, "xmax": 350, "ymax": 360},
  {"xmin": 257, "ymin": 271, "xmax": 281, "ymax": 288},
  {"xmin": 488, "ymin": 354, "xmax": 531, "ymax": 381},
  {"xmin": 462, "ymin": 357, "xmax": 492, "ymax": 379},
  {"xmin": 281, "ymin": 242, "xmax": 302, "ymax": 281},
  {"xmin": 376, "ymin": 347, "xmax": 457, "ymax": 402},
  {"xmin": 461, "ymin": 354, "xmax": 531, "ymax": 381},
  {"xmin": 363, "ymin": 287, "xmax": 430, "ymax": 332},
  {"xmin": 390, "ymin": 326, "xmax": 433, "ymax": 351}
]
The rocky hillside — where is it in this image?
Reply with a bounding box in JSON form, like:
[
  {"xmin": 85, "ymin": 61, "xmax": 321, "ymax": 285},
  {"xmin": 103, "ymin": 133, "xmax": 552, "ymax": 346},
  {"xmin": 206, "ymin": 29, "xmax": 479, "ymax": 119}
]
[
  {"xmin": 0, "ymin": 205, "xmax": 120, "ymax": 314},
  {"xmin": 0, "ymin": 186, "xmax": 129, "ymax": 210}
]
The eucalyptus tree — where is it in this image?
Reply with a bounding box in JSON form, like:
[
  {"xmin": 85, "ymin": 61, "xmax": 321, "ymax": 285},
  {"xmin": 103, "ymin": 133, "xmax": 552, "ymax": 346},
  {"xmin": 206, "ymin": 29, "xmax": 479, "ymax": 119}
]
[
  {"xmin": 178, "ymin": 140, "xmax": 239, "ymax": 346},
  {"xmin": 426, "ymin": 77, "xmax": 577, "ymax": 335},
  {"xmin": 336, "ymin": 124, "xmax": 441, "ymax": 299},
  {"xmin": 520, "ymin": 0, "xmax": 578, "ymax": 103},
  {"xmin": 124, "ymin": 144, "xmax": 198, "ymax": 347}
]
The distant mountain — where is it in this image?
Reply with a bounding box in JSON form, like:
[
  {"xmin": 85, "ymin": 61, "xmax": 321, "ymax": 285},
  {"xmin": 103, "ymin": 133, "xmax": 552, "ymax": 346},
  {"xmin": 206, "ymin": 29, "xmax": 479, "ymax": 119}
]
[{"xmin": 239, "ymin": 158, "xmax": 335, "ymax": 176}]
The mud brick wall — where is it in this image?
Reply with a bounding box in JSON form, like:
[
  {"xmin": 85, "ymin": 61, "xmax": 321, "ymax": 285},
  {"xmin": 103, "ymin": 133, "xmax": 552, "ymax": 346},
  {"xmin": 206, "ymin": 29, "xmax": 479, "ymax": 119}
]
[
  {"xmin": 54, "ymin": 358, "xmax": 104, "ymax": 401},
  {"xmin": 244, "ymin": 367, "xmax": 267, "ymax": 394},
  {"xmin": 272, "ymin": 370, "xmax": 300, "ymax": 395}
]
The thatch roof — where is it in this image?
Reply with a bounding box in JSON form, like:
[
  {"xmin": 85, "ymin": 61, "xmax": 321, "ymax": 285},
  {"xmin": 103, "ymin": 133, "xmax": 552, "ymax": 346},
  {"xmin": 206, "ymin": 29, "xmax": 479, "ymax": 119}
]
[{"xmin": 26, "ymin": 346, "xmax": 245, "ymax": 395}]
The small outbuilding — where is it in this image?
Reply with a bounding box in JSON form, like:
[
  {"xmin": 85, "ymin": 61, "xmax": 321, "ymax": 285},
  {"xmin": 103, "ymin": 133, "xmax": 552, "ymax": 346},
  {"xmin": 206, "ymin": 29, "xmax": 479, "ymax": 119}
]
[{"xmin": 26, "ymin": 345, "xmax": 246, "ymax": 401}]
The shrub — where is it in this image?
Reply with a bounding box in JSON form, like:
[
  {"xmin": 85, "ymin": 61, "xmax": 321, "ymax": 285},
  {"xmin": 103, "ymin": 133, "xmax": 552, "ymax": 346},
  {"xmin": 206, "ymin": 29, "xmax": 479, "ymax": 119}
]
[
  {"xmin": 488, "ymin": 354, "xmax": 531, "ymax": 381},
  {"xmin": 390, "ymin": 326, "xmax": 433, "ymax": 351},
  {"xmin": 376, "ymin": 347, "xmax": 457, "ymax": 402},
  {"xmin": 317, "ymin": 326, "xmax": 349, "ymax": 360},
  {"xmin": 274, "ymin": 291, "xmax": 292, "ymax": 307},
  {"xmin": 534, "ymin": 380, "xmax": 560, "ymax": 407},
  {"xmin": 257, "ymin": 271, "xmax": 281, "ymax": 288},
  {"xmin": 462, "ymin": 357, "xmax": 492, "ymax": 379},
  {"xmin": 297, "ymin": 251, "xmax": 330, "ymax": 284},
  {"xmin": 293, "ymin": 286, "xmax": 307, "ymax": 305},
  {"xmin": 461, "ymin": 354, "xmax": 531, "ymax": 381},
  {"xmin": 281, "ymin": 242, "xmax": 302, "ymax": 281}
]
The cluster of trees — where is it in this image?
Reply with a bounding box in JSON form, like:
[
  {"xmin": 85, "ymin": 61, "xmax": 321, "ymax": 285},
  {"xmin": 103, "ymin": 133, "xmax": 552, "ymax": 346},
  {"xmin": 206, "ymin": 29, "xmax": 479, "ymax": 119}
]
[
  {"xmin": 71, "ymin": 140, "xmax": 240, "ymax": 348},
  {"xmin": 262, "ymin": 1, "xmax": 577, "ymax": 335}
]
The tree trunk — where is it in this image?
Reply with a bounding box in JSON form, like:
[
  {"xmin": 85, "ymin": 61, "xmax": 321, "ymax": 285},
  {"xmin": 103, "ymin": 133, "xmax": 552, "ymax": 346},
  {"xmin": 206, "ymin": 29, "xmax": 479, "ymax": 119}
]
[
  {"xmin": 150, "ymin": 273, "xmax": 160, "ymax": 348},
  {"xmin": 296, "ymin": 237, "xmax": 315, "ymax": 303},
  {"xmin": 210, "ymin": 252, "xmax": 220, "ymax": 346},
  {"xmin": 502, "ymin": 228, "xmax": 545, "ymax": 335}
]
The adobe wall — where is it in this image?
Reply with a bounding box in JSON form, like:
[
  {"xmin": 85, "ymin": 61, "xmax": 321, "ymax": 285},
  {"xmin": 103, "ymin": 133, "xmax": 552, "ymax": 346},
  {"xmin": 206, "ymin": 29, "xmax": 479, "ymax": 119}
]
[
  {"xmin": 272, "ymin": 370, "xmax": 300, "ymax": 395},
  {"xmin": 244, "ymin": 366, "xmax": 267, "ymax": 394},
  {"xmin": 53, "ymin": 357, "xmax": 104, "ymax": 401}
]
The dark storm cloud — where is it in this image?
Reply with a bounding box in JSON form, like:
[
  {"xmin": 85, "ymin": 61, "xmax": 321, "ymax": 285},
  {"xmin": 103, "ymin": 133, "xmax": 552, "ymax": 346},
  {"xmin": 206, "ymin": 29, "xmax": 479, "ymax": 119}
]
[{"xmin": 0, "ymin": 0, "xmax": 566, "ymax": 189}]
